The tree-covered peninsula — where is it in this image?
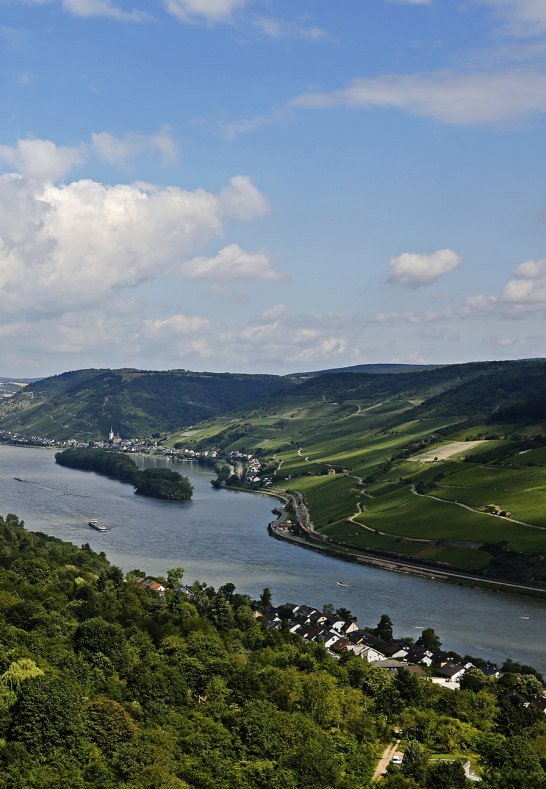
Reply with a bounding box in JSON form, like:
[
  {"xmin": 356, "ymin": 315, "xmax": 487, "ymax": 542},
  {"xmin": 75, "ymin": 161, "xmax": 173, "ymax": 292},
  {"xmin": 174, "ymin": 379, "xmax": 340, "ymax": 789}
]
[
  {"xmin": 0, "ymin": 513, "xmax": 544, "ymax": 787},
  {"xmin": 55, "ymin": 448, "xmax": 193, "ymax": 502}
]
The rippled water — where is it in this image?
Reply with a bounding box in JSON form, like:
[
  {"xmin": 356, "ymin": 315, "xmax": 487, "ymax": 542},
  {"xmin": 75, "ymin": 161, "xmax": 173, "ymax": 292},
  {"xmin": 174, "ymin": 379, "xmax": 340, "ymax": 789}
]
[{"xmin": 1, "ymin": 445, "xmax": 544, "ymax": 673}]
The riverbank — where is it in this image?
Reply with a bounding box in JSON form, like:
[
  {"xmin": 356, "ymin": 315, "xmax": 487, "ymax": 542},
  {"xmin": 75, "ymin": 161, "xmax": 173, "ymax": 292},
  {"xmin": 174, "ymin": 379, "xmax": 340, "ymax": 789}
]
[
  {"xmin": 225, "ymin": 482, "xmax": 546, "ymax": 599},
  {"xmin": 2, "ymin": 444, "xmax": 545, "ymax": 672}
]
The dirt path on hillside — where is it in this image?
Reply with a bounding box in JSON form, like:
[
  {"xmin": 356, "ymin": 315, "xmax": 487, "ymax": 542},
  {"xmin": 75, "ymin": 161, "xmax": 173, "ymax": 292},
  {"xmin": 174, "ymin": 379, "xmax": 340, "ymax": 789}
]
[
  {"xmin": 410, "ymin": 485, "xmax": 544, "ymax": 530},
  {"xmin": 373, "ymin": 742, "xmax": 399, "ymax": 781}
]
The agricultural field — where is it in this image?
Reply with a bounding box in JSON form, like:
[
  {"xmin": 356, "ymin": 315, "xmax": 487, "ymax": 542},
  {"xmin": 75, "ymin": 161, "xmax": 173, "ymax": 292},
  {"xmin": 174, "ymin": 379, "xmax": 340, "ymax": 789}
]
[
  {"xmin": 429, "ymin": 465, "xmax": 546, "ymax": 528},
  {"xmin": 408, "ymin": 440, "xmax": 486, "ymax": 462},
  {"xmin": 167, "ymin": 360, "xmax": 546, "ymax": 580}
]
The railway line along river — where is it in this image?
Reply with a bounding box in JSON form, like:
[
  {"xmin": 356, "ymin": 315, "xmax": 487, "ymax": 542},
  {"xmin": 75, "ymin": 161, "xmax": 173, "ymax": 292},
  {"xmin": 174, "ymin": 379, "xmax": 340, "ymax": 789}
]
[{"xmin": 1, "ymin": 444, "xmax": 545, "ymax": 674}]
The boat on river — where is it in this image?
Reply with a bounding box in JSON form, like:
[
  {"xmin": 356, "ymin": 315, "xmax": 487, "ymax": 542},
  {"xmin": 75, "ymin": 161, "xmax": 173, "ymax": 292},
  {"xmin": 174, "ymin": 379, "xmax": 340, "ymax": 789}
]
[{"xmin": 88, "ymin": 519, "xmax": 108, "ymax": 532}]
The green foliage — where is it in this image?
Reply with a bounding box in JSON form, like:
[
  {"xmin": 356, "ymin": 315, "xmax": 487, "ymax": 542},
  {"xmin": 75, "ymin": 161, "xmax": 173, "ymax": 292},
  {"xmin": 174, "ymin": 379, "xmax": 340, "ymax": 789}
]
[
  {"xmin": 0, "ymin": 512, "xmax": 544, "ymax": 786},
  {"xmin": 133, "ymin": 467, "xmax": 193, "ymax": 501},
  {"xmin": 56, "ymin": 448, "xmax": 193, "ymax": 501},
  {"xmin": 10, "ymin": 675, "xmax": 85, "ymax": 758},
  {"xmin": 0, "ymin": 368, "xmax": 290, "ymax": 440}
]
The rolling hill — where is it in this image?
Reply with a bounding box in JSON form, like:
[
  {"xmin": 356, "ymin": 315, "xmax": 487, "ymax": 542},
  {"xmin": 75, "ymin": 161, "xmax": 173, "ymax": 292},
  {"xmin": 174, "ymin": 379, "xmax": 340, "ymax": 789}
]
[
  {"xmin": 0, "ymin": 368, "xmax": 293, "ymax": 440},
  {"xmin": 167, "ymin": 358, "xmax": 546, "ymax": 584}
]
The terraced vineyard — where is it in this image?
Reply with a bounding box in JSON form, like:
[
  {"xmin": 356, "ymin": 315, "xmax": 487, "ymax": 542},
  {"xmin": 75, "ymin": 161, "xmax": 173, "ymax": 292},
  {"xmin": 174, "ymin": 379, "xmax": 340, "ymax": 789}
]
[{"xmin": 169, "ymin": 359, "xmax": 546, "ymax": 584}]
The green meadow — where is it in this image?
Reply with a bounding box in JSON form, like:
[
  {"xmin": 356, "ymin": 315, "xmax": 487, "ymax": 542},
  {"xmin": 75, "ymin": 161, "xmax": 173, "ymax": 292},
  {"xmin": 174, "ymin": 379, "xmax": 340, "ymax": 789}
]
[{"xmin": 168, "ymin": 364, "xmax": 546, "ymax": 577}]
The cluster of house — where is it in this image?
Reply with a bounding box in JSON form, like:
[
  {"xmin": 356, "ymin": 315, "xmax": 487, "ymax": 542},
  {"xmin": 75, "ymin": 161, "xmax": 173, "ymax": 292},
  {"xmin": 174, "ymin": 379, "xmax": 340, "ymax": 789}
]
[
  {"xmin": 0, "ymin": 426, "xmax": 225, "ymax": 467},
  {"xmin": 135, "ymin": 576, "xmax": 167, "ymax": 594},
  {"xmin": 261, "ymin": 602, "xmax": 502, "ymax": 691},
  {"xmin": 0, "ymin": 429, "xmax": 63, "ymax": 448},
  {"xmin": 132, "ymin": 578, "xmax": 546, "ymax": 714},
  {"xmin": 227, "ymin": 451, "xmax": 273, "ymax": 486}
]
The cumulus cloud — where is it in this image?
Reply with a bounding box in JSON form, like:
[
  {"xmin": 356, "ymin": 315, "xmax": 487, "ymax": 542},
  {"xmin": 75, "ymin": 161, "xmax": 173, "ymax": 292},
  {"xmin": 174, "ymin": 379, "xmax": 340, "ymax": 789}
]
[
  {"xmin": 218, "ymin": 175, "xmax": 270, "ymax": 219},
  {"xmin": 0, "ymin": 138, "xmax": 84, "ymax": 181},
  {"xmin": 292, "ymin": 69, "xmax": 546, "ymax": 125},
  {"xmin": 61, "ymin": 0, "xmax": 148, "ymax": 21},
  {"xmin": 235, "ymin": 309, "xmax": 354, "ymax": 367},
  {"xmin": 501, "ymin": 257, "xmax": 546, "ymax": 304},
  {"xmin": 0, "ymin": 138, "xmax": 270, "ymax": 316},
  {"xmin": 91, "ymin": 127, "xmax": 179, "ymax": 167},
  {"xmin": 164, "ymin": 0, "xmax": 248, "ymax": 24},
  {"xmin": 182, "ymin": 243, "xmax": 283, "ymax": 281},
  {"xmin": 460, "ymin": 294, "xmax": 498, "ymax": 316},
  {"xmin": 0, "ymin": 131, "xmax": 178, "ymax": 182},
  {"xmin": 386, "ymin": 249, "xmax": 461, "ymax": 287}
]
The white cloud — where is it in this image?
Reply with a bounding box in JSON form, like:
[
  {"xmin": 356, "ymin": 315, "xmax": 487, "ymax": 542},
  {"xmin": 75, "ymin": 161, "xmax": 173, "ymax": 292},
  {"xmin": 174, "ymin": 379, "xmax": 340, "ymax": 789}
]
[
  {"xmin": 252, "ymin": 15, "xmax": 331, "ymax": 41},
  {"xmin": 373, "ymin": 308, "xmax": 453, "ymax": 323},
  {"xmin": 223, "ymin": 109, "xmax": 290, "ymax": 141},
  {"xmin": 386, "ymin": 249, "xmax": 461, "ymax": 287},
  {"xmin": 61, "ymin": 0, "xmax": 148, "ymax": 21},
  {"xmin": 91, "ymin": 127, "xmax": 179, "ymax": 167},
  {"xmin": 164, "ymin": 0, "xmax": 248, "ymax": 24},
  {"xmin": 388, "ymin": 0, "xmax": 432, "ymax": 5},
  {"xmin": 0, "ymin": 139, "xmax": 270, "ymax": 316},
  {"xmin": 235, "ymin": 309, "xmax": 355, "ymax": 367},
  {"xmin": 481, "ymin": 0, "xmax": 546, "ymax": 35},
  {"xmin": 292, "ymin": 69, "xmax": 546, "ymax": 125},
  {"xmin": 0, "ymin": 138, "xmax": 84, "ymax": 181},
  {"xmin": 218, "ymin": 175, "xmax": 270, "ymax": 219},
  {"xmin": 460, "ymin": 294, "xmax": 498, "ymax": 315},
  {"xmin": 501, "ymin": 257, "xmax": 546, "ymax": 303},
  {"xmin": 183, "ymin": 243, "xmax": 283, "ymax": 281},
  {"xmin": 143, "ymin": 314, "xmax": 211, "ymax": 334}
]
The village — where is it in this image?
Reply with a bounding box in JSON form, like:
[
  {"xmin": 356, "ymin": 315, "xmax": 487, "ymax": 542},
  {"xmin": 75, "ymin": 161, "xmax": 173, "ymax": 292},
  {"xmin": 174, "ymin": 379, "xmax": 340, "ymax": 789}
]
[{"xmin": 135, "ymin": 574, "xmax": 545, "ymax": 700}]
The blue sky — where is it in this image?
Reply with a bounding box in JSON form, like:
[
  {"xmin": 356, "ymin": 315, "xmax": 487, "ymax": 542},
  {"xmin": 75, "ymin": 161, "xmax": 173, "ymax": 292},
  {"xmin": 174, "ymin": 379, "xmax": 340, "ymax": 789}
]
[{"xmin": 1, "ymin": 0, "xmax": 546, "ymax": 375}]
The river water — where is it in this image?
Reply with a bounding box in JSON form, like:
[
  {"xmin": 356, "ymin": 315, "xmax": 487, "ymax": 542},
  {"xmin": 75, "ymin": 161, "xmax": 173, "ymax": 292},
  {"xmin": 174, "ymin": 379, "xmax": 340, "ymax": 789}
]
[{"xmin": 1, "ymin": 445, "xmax": 544, "ymax": 673}]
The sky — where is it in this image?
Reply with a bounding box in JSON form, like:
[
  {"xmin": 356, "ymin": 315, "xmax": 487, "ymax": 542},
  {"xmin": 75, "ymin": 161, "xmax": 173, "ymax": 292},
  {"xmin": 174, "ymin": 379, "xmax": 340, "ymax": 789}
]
[{"xmin": 1, "ymin": 0, "xmax": 546, "ymax": 376}]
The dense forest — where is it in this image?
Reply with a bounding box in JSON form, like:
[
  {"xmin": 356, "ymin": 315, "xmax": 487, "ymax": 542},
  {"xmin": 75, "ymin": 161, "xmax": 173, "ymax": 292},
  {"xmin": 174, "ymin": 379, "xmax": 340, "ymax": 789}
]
[
  {"xmin": 0, "ymin": 368, "xmax": 291, "ymax": 440},
  {"xmin": 55, "ymin": 448, "xmax": 193, "ymax": 502},
  {"xmin": 0, "ymin": 514, "xmax": 544, "ymax": 787}
]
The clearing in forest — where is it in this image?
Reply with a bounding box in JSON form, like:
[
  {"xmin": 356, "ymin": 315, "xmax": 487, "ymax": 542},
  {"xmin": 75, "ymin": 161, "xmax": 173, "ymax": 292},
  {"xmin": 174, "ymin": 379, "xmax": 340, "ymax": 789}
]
[{"xmin": 408, "ymin": 440, "xmax": 487, "ymax": 462}]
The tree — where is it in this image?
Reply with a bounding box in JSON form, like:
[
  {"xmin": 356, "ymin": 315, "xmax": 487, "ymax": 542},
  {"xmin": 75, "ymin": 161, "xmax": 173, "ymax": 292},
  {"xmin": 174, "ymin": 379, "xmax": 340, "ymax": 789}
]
[
  {"xmin": 416, "ymin": 627, "xmax": 441, "ymax": 652},
  {"xmin": 424, "ymin": 760, "xmax": 467, "ymax": 788},
  {"xmin": 336, "ymin": 607, "xmax": 355, "ymax": 622},
  {"xmin": 10, "ymin": 675, "xmax": 86, "ymax": 758},
  {"xmin": 375, "ymin": 614, "xmax": 394, "ymax": 642},
  {"xmin": 401, "ymin": 740, "xmax": 429, "ymax": 784},
  {"xmin": 85, "ymin": 696, "xmax": 138, "ymax": 754},
  {"xmin": 167, "ymin": 567, "xmax": 185, "ymax": 588},
  {"xmin": 74, "ymin": 617, "xmax": 131, "ymax": 672},
  {"xmin": 394, "ymin": 669, "xmax": 422, "ymax": 705},
  {"xmin": 1, "ymin": 659, "xmax": 43, "ymax": 692},
  {"xmin": 260, "ymin": 587, "xmax": 272, "ymax": 610}
]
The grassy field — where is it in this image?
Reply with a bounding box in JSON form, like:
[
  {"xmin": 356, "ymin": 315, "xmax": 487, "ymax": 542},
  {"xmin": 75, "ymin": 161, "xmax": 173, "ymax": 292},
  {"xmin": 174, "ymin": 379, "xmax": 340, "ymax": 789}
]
[
  {"xmin": 167, "ymin": 370, "xmax": 546, "ymax": 576},
  {"xmin": 430, "ymin": 465, "xmax": 546, "ymax": 528},
  {"xmin": 355, "ymin": 485, "xmax": 545, "ymax": 551}
]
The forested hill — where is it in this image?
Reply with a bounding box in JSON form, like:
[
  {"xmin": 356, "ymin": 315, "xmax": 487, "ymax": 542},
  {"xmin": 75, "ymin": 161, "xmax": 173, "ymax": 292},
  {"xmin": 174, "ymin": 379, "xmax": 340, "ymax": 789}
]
[
  {"xmin": 294, "ymin": 359, "xmax": 545, "ymax": 410},
  {"xmin": 2, "ymin": 359, "xmax": 545, "ymax": 442},
  {"xmin": 0, "ymin": 513, "xmax": 544, "ymax": 787},
  {"xmin": 0, "ymin": 368, "xmax": 292, "ymax": 440}
]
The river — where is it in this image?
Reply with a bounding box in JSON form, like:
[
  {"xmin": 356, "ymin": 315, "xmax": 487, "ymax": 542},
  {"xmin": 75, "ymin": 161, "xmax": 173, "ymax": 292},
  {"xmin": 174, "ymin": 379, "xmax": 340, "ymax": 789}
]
[{"xmin": 1, "ymin": 445, "xmax": 544, "ymax": 673}]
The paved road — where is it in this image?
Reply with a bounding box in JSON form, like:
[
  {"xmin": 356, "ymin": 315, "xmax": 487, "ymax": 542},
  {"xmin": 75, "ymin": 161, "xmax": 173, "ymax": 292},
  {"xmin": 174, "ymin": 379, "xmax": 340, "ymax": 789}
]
[{"xmin": 269, "ymin": 500, "xmax": 546, "ymax": 597}]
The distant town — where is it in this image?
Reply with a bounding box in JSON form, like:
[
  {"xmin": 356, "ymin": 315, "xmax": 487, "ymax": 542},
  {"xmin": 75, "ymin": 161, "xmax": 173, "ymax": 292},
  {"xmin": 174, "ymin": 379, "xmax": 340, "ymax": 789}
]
[{"xmin": 0, "ymin": 428, "xmax": 272, "ymax": 488}]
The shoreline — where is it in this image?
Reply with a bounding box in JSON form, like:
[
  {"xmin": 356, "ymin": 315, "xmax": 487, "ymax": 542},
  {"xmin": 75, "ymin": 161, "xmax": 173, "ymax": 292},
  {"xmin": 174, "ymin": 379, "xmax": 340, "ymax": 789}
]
[{"xmin": 226, "ymin": 483, "xmax": 546, "ymax": 599}]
